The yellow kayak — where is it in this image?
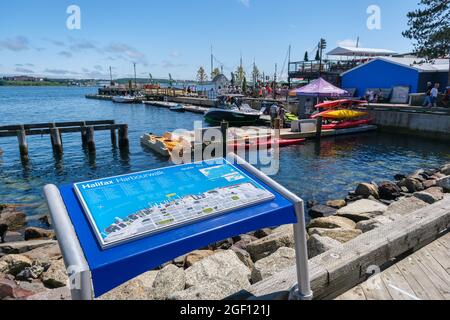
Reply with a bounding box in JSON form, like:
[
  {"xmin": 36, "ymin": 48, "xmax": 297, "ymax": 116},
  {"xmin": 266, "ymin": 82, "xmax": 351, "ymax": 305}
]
[{"xmin": 312, "ymin": 109, "xmax": 368, "ymax": 120}]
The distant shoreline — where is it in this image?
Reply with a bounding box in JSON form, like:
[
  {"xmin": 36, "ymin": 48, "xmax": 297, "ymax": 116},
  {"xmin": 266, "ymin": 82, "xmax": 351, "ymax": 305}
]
[{"xmin": 0, "ymin": 82, "xmax": 97, "ymax": 88}]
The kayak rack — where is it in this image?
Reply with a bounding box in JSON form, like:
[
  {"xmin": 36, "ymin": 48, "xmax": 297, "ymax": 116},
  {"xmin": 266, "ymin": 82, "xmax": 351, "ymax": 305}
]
[{"xmin": 0, "ymin": 120, "xmax": 129, "ymax": 162}]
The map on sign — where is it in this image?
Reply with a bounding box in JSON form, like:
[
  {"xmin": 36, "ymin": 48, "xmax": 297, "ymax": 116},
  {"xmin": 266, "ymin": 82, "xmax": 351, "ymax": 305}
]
[{"xmin": 73, "ymin": 160, "xmax": 275, "ymax": 249}]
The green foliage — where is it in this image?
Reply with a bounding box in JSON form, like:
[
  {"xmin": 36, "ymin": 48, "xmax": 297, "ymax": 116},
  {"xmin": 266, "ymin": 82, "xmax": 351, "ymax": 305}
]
[
  {"xmin": 251, "ymin": 64, "xmax": 260, "ymax": 83},
  {"xmin": 235, "ymin": 65, "xmax": 246, "ymax": 86},
  {"xmin": 304, "ymin": 51, "xmax": 309, "ymax": 62},
  {"xmin": 403, "ymin": 0, "xmax": 450, "ymax": 58},
  {"xmin": 211, "ymin": 68, "xmax": 221, "ymax": 79},
  {"xmin": 315, "ymin": 50, "xmax": 320, "ymax": 61},
  {"xmin": 242, "ymin": 77, "xmax": 248, "ymax": 93},
  {"xmin": 197, "ymin": 66, "xmax": 207, "ymax": 83}
]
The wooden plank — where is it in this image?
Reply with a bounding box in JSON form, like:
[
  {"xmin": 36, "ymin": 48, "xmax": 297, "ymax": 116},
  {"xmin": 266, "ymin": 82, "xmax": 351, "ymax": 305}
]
[
  {"xmin": 397, "ymin": 257, "xmax": 445, "ymax": 300},
  {"xmin": 426, "ymin": 240, "xmax": 450, "ymax": 275},
  {"xmin": 0, "ymin": 124, "xmax": 127, "ymax": 137},
  {"xmin": 335, "ymin": 285, "xmax": 367, "ymax": 300},
  {"xmin": 436, "ymin": 232, "xmax": 450, "ymax": 250},
  {"xmin": 359, "ymin": 273, "xmax": 393, "ymax": 300},
  {"xmin": 0, "ymin": 120, "xmax": 115, "ymax": 131},
  {"xmin": 381, "ymin": 265, "xmax": 420, "ymax": 300}
]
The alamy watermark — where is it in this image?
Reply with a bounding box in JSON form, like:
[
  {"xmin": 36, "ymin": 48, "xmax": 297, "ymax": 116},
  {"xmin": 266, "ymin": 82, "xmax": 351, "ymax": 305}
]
[
  {"xmin": 66, "ymin": 5, "xmax": 81, "ymax": 30},
  {"xmin": 367, "ymin": 5, "xmax": 381, "ymax": 30}
]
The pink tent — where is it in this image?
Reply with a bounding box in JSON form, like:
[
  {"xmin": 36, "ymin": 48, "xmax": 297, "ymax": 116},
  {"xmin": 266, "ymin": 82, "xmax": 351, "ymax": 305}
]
[{"xmin": 289, "ymin": 78, "xmax": 348, "ymax": 97}]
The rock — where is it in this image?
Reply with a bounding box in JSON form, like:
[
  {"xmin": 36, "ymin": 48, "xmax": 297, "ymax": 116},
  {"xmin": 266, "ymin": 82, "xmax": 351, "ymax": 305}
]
[
  {"xmin": 230, "ymin": 246, "xmax": 254, "ymax": 271},
  {"xmin": 385, "ymin": 197, "xmax": 429, "ymax": 217},
  {"xmin": 173, "ymin": 254, "xmax": 187, "ymax": 268},
  {"xmin": 0, "ymin": 240, "xmax": 57, "ymax": 255},
  {"xmin": 24, "ymin": 227, "xmax": 55, "ymax": 241},
  {"xmin": 355, "ymin": 217, "xmax": 392, "ymax": 233},
  {"xmin": 16, "ymin": 264, "xmax": 45, "ymax": 281},
  {"xmin": 308, "ymin": 228, "xmax": 362, "ymax": 243},
  {"xmin": 22, "ymin": 243, "xmax": 61, "ymax": 266},
  {"xmin": 253, "ymin": 228, "xmax": 273, "ymax": 239},
  {"xmin": 184, "ymin": 250, "xmax": 215, "ymax": 268},
  {"xmin": 306, "ymin": 200, "xmax": 318, "ymax": 209},
  {"xmin": 251, "ymin": 247, "xmax": 296, "ymax": 283},
  {"xmin": 307, "ymin": 216, "xmax": 356, "ymax": 230},
  {"xmin": 394, "ymin": 174, "xmax": 406, "ymax": 181},
  {"xmin": 211, "ymin": 238, "xmax": 234, "ymax": 250},
  {"xmin": 400, "ymin": 186, "xmax": 409, "ymax": 193},
  {"xmin": 38, "ymin": 215, "xmax": 51, "ymax": 227},
  {"xmin": 232, "ymin": 235, "xmax": 258, "ymax": 251},
  {"xmin": 184, "ymin": 251, "xmax": 250, "ymax": 289},
  {"xmin": 378, "ymin": 181, "xmax": 402, "ymax": 200},
  {"xmin": 307, "ymin": 234, "xmax": 341, "ymax": 258},
  {"xmin": 336, "ymin": 199, "xmax": 387, "ymax": 222},
  {"xmin": 404, "ymin": 178, "xmax": 424, "ymax": 193},
  {"xmin": 0, "ymin": 274, "xmax": 34, "ymax": 299},
  {"xmin": 16, "ymin": 280, "xmax": 47, "ymax": 294},
  {"xmin": 440, "ymin": 164, "xmax": 450, "ymax": 175},
  {"xmin": 0, "ymin": 224, "xmax": 7, "ymax": 243},
  {"xmin": 246, "ymin": 226, "xmax": 295, "ymax": 261},
  {"xmin": 308, "ymin": 205, "xmax": 337, "ymax": 219},
  {"xmin": 355, "ymin": 183, "xmax": 379, "ymax": 199},
  {"xmin": 0, "ymin": 209, "xmax": 26, "ymax": 231},
  {"xmin": 98, "ymin": 270, "xmax": 158, "ymax": 300},
  {"xmin": 169, "ymin": 277, "xmax": 247, "ymax": 300},
  {"xmin": 437, "ymin": 176, "xmax": 450, "ymax": 192},
  {"xmin": 326, "ymin": 199, "xmax": 347, "ymax": 209},
  {"xmin": 423, "ymin": 180, "xmax": 437, "ymax": 189},
  {"xmin": 26, "ymin": 286, "xmax": 71, "ymax": 300},
  {"xmin": 413, "ymin": 187, "xmax": 444, "ymax": 204},
  {"xmin": 151, "ymin": 264, "xmax": 186, "ymax": 300},
  {"xmin": 2, "ymin": 231, "xmax": 23, "ymax": 243},
  {"xmin": 0, "ymin": 254, "xmax": 32, "ymax": 276},
  {"xmin": 42, "ymin": 259, "xmax": 68, "ymax": 288}
]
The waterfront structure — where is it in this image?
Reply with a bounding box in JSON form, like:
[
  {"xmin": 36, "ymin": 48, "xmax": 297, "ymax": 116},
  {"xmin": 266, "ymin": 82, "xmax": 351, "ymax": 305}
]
[{"xmin": 341, "ymin": 57, "xmax": 449, "ymax": 98}]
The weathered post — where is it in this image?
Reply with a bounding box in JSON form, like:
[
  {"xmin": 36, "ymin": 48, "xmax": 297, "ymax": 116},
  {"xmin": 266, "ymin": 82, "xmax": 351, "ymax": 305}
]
[
  {"xmin": 274, "ymin": 117, "xmax": 281, "ymax": 139},
  {"xmin": 50, "ymin": 127, "xmax": 63, "ymax": 155},
  {"xmin": 17, "ymin": 125, "xmax": 29, "ymax": 161},
  {"xmin": 110, "ymin": 128, "xmax": 117, "ymax": 148},
  {"xmin": 81, "ymin": 122, "xmax": 88, "ymax": 147},
  {"xmin": 118, "ymin": 125, "xmax": 129, "ymax": 150},
  {"xmin": 315, "ymin": 116, "xmax": 323, "ymax": 140},
  {"xmin": 86, "ymin": 126, "xmax": 96, "ymax": 153},
  {"xmin": 220, "ymin": 120, "xmax": 229, "ymax": 157}
]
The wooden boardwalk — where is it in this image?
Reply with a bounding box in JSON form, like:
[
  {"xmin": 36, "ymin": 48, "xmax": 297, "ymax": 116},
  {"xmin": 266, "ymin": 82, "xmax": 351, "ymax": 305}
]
[{"xmin": 336, "ymin": 232, "xmax": 450, "ymax": 300}]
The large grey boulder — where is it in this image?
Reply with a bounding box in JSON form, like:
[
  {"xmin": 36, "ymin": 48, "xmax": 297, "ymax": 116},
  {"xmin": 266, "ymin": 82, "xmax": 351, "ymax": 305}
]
[
  {"xmin": 413, "ymin": 187, "xmax": 444, "ymax": 204},
  {"xmin": 308, "ymin": 228, "xmax": 362, "ymax": 243},
  {"xmin": 22, "ymin": 243, "xmax": 61, "ymax": 266},
  {"xmin": 378, "ymin": 181, "xmax": 402, "ymax": 200},
  {"xmin": 169, "ymin": 277, "xmax": 248, "ymax": 300},
  {"xmin": 355, "ymin": 183, "xmax": 379, "ymax": 199},
  {"xmin": 151, "ymin": 264, "xmax": 186, "ymax": 300},
  {"xmin": 440, "ymin": 164, "xmax": 450, "ymax": 175},
  {"xmin": 230, "ymin": 246, "xmax": 254, "ymax": 271},
  {"xmin": 0, "ymin": 254, "xmax": 32, "ymax": 276},
  {"xmin": 403, "ymin": 178, "xmax": 424, "ymax": 193},
  {"xmin": 184, "ymin": 250, "xmax": 251, "ymax": 289},
  {"xmin": 384, "ymin": 197, "xmax": 429, "ymax": 217},
  {"xmin": 326, "ymin": 199, "xmax": 347, "ymax": 209},
  {"xmin": 26, "ymin": 287, "xmax": 71, "ymax": 300},
  {"xmin": 184, "ymin": 250, "xmax": 214, "ymax": 268},
  {"xmin": 251, "ymin": 247, "xmax": 296, "ymax": 283},
  {"xmin": 42, "ymin": 259, "xmax": 68, "ymax": 288},
  {"xmin": 99, "ymin": 270, "xmax": 158, "ymax": 300},
  {"xmin": 0, "ymin": 273, "xmax": 34, "ymax": 299},
  {"xmin": 0, "ymin": 209, "xmax": 26, "ymax": 231},
  {"xmin": 307, "ymin": 216, "xmax": 356, "ymax": 230},
  {"xmin": 246, "ymin": 225, "xmax": 295, "ymax": 261},
  {"xmin": 437, "ymin": 176, "xmax": 450, "ymax": 192},
  {"xmin": 24, "ymin": 227, "xmax": 55, "ymax": 241},
  {"xmin": 309, "ymin": 205, "xmax": 337, "ymax": 218},
  {"xmin": 307, "ymin": 234, "xmax": 341, "ymax": 259},
  {"xmin": 0, "ymin": 240, "xmax": 57, "ymax": 255},
  {"xmin": 336, "ymin": 199, "xmax": 387, "ymax": 222}
]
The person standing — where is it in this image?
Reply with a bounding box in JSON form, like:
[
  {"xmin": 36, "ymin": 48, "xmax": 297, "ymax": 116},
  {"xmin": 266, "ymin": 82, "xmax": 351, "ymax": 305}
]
[
  {"xmin": 423, "ymin": 82, "xmax": 433, "ymax": 107},
  {"xmin": 430, "ymin": 83, "xmax": 440, "ymax": 107},
  {"xmin": 269, "ymin": 104, "xmax": 279, "ymax": 128}
]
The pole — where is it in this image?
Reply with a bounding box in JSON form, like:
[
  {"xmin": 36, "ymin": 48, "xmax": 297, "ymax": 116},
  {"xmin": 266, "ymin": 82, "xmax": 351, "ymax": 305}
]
[
  {"xmin": 273, "ymin": 63, "xmax": 277, "ymax": 99},
  {"xmin": 288, "ymin": 45, "xmax": 291, "ymax": 88},
  {"xmin": 315, "ymin": 116, "xmax": 323, "ymax": 140},
  {"xmin": 220, "ymin": 120, "xmax": 229, "ymax": 157},
  {"xmin": 109, "ymin": 66, "xmax": 113, "ymax": 85},
  {"xmin": 86, "ymin": 126, "xmax": 95, "ymax": 153},
  {"xmin": 17, "ymin": 125, "xmax": 28, "ymax": 161},
  {"xmin": 133, "ymin": 62, "xmax": 137, "ymax": 89},
  {"xmin": 211, "ymin": 45, "xmax": 214, "ymax": 79}
]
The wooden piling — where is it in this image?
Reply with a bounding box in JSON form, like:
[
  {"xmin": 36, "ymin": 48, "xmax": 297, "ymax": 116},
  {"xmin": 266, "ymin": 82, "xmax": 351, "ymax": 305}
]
[
  {"xmin": 221, "ymin": 120, "xmax": 229, "ymax": 157},
  {"xmin": 274, "ymin": 118, "xmax": 281, "ymax": 138},
  {"xmin": 17, "ymin": 125, "xmax": 28, "ymax": 160},
  {"xmin": 118, "ymin": 125, "xmax": 129, "ymax": 150},
  {"xmin": 86, "ymin": 126, "xmax": 96, "ymax": 153},
  {"xmin": 81, "ymin": 122, "xmax": 88, "ymax": 147},
  {"xmin": 111, "ymin": 128, "xmax": 117, "ymax": 148},
  {"xmin": 315, "ymin": 116, "xmax": 323, "ymax": 140},
  {"xmin": 50, "ymin": 128, "xmax": 63, "ymax": 154}
]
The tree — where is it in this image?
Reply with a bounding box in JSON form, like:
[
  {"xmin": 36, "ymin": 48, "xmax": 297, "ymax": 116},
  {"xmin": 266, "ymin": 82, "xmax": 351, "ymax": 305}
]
[
  {"xmin": 251, "ymin": 64, "xmax": 260, "ymax": 84},
  {"xmin": 315, "ymin": 50, "xmax": 320, "ymax": 61},
  {"xmin": 242, "ymin": 77, "xmax": 248, "ymax": 93},
  {"xmin": 196, "ymin": 66, "xmax": 207, "ymax": 84},
  {"xmin": 403, "ymin": 0, "xmax": 449, "ymax": 59},
  {"xmin": 211, "ymin": 67, "xmax": 221, "ymax": 79},
  {"xmin": 304, "ymin": 51, "xmax": 309, "ymax": 61},
  {"xmin": 235, "ymin": 65, "xmax": 246, "ymax": 86}
]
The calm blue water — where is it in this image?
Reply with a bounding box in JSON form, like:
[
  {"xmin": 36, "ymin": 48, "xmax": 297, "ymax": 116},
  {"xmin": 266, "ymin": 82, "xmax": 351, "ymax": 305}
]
[{"xmin": 0, "ymin": 86, "xmax": 449, "ymax": 227}]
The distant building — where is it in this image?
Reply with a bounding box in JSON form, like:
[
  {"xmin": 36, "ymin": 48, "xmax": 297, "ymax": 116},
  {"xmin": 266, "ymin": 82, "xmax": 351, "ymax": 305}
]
[
  {"xmin": 211, "ymin": 74, "xmax": 229, "ymax": 93},
  {"xmin": 341, "ymin": 57, "xmax": 449, "ymax": 97}
]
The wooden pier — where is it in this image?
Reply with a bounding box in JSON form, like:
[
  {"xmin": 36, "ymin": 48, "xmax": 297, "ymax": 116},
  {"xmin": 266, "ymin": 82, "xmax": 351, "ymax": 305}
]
[{"xmin": 0, "ymin": 120, "xmax": 129, "ymax": 161}]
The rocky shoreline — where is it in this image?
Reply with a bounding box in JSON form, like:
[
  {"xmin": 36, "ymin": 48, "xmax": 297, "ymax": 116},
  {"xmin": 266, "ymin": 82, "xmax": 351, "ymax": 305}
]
[{"xmin": 1, "ymin": 162, "xmax": 449, "ymax": 300}]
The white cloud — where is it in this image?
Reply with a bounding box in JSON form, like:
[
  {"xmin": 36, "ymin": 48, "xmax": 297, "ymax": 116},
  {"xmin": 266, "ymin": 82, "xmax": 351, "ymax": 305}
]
[
  {"xmin": 237, "ymin": 0, "xmax": 250, "ymax": 7},
  {"xmin": 337, "ymin": 39, "xmax": 361, "ymax": 47},
  {"xmin": 0, "ymin": 36, "xmax": 29, "ymax": 51}
]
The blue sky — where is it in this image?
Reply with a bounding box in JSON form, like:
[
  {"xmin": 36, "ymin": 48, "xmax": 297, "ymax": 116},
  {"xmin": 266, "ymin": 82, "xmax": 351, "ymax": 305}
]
[{"xmin": 0, "ymin": 0, "xmax": 419, "ymax": 80}]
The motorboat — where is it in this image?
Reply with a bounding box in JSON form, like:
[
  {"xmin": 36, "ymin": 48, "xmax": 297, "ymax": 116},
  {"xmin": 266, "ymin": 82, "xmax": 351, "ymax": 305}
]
[
  {"xmin": 170, "ymin": 104, "xmax": 186, "ymax": 112},
  {"xmin": 204, "ymin": 95, "xmax": 261, "ymax": 125},
  {"xmin": 140, "ymin": 133, "xmax": 184, "ymax": 157},
  {"xmin": 112, "ymin": 95, "xmax": 136, "ymax": 103}
]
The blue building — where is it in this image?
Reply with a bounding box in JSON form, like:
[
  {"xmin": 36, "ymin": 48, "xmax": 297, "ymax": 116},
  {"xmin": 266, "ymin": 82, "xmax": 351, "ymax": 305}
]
[{"xmin": 341, "ymin": 57, "xmax": 449, "ymax": 98}]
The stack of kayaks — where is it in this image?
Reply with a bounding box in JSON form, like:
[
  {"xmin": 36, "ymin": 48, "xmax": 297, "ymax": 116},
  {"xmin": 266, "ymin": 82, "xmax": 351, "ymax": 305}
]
[
  {"xmin": 311, "ymin": 99, "xmax": 373, "ymax": 130},
  {"xmin": 229, "ymin": 137, "xmax": 305, "ymax": 150}
]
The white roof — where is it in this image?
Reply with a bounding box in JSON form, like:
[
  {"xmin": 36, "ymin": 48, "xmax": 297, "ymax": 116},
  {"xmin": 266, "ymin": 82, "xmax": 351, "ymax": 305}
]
[
  {"xmin": 341, "ymin": 57, "xmax": 449, "ymax": 75},
  {"xmin": 327, "ymin": 46, "xmax": 397, "ymax": 56}
]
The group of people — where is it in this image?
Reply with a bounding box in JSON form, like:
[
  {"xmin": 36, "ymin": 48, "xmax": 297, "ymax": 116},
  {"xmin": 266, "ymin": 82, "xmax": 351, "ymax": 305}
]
[{"xmin": 423, "ymin": 82, "xmax": 440, "ymax": 107}]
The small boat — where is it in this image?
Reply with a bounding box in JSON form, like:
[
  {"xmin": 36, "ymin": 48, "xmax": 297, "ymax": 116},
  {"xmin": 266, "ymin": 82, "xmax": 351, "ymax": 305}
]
[
  {"xmin": 140, "ymin": 133, "xmax": 183, "ymax": 157},
  {"xmin": 312, "ymin": 109, "xmax": 368, "ymax": 120},
  {"xmin": 315, "ymin": 99, "xmax": 368, "ymax": 109},
  {"xmin": 112, "ymin": 95, "xmax": 136, "ymax": 103},
  {"xmin": 204, "ymin": 95, "xmax": 261, "ymax": 125},
  {"xmin": 170, "ymin": 104, "xmax": 185, "ymax": 112},
  {"xmin": 321, "ymin": 119, "xmax": 373, "ymax": 130},
  {"xmin": 229, "ymin": 138, "xmax": 305, "ymax": 150}
]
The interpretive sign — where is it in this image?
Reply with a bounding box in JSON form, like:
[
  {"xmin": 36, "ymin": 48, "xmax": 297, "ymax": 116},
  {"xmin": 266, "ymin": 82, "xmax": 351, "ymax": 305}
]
[{"xmin": 74, "ymin": 160, "xmax": 275, "ymax": 249}]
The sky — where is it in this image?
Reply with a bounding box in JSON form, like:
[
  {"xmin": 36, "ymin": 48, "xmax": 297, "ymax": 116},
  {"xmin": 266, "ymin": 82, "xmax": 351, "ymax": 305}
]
[{"xmin": 0, "ymin": 0, "xmax": 420, "ymax": 81}]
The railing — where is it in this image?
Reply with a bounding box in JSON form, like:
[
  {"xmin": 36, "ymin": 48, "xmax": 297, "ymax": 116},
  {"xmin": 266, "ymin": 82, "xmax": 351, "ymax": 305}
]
[{"xmin": 288, "ymin": 60, "xmax": 363, "ymax": 75}]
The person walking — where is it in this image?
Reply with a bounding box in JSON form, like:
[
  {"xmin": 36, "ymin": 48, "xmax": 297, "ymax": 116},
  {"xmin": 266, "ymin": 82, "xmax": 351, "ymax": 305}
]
[
  {"xmin": 430, "ymin": 83, "xmax": 440, "ymax": 107},
  {"xmin": 423, "ymin": 82, "xmax": 433, "ymax": 107},
  {"xmin": 269, "ymin": 104, "xmax": 279, "ymax": 128}
]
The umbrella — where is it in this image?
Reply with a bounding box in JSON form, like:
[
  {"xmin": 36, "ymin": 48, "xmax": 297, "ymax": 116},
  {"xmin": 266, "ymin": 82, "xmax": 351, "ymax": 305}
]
[{"xmin": 289, "ymin": 78, "xmax": 348, "ymax": 97}]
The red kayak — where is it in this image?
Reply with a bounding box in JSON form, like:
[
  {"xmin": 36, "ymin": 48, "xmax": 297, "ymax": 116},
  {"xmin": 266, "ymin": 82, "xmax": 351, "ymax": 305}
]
[
  {"xmin": 315, "ymin": 99, "xmax": 367, "ymax": 109},
  {"xmin": 322, "ymin": 119, "xmax": 373, "ymax": 130},
  {"xmin": 230, "ymin": 138, "xmax": 305, "ymax": 150}
]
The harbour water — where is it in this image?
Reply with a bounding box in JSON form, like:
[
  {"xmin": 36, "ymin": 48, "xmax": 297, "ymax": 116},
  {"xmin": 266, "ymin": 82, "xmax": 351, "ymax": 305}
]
[{"xmin": 1, "ymin": 86, "xmax": 449, "ymax": 227}]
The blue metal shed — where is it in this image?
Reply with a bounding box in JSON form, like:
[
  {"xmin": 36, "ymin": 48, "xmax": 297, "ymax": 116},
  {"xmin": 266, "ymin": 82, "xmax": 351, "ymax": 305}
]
[{"xmin": 341, "ymin": 57, "xmax": 449, "ymax": 98}]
